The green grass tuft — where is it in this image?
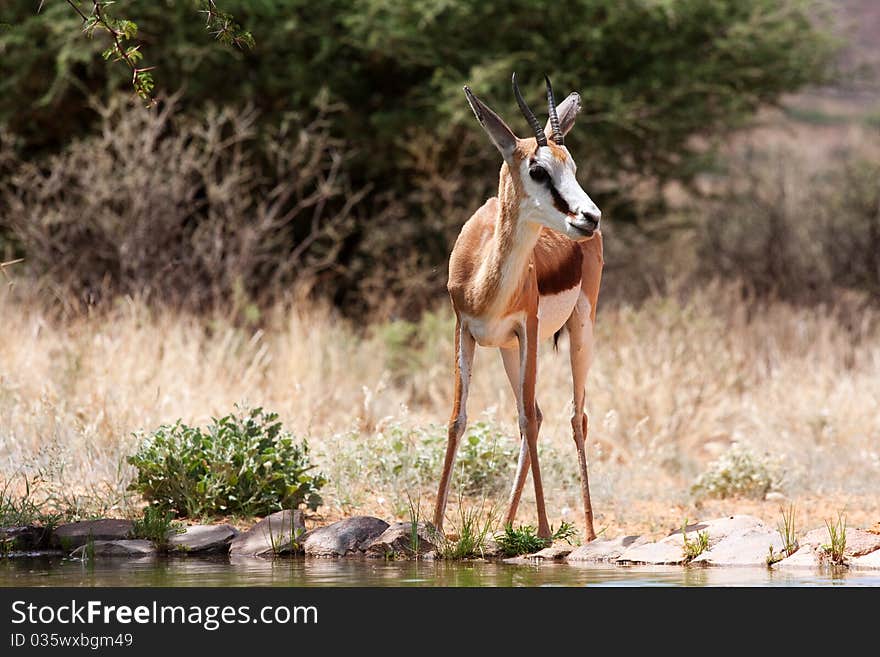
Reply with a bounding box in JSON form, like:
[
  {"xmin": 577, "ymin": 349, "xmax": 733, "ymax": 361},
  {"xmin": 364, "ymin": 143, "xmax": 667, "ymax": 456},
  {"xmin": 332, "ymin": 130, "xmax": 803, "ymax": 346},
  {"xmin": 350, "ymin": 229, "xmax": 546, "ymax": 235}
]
[
  {"xmin": 681, "ymin": 519, "xmax": 710, "ymax": 562},
  {"xmin": 441, "ymin": 500, "xmax": 497, "ymax": 560},
  {"xmin": 821, "ymin": 512, "xmax": 847, "ymax": 566},
  {"xmin": 130, "ymin": 506, "xmax": 184, "ymax": 550}
]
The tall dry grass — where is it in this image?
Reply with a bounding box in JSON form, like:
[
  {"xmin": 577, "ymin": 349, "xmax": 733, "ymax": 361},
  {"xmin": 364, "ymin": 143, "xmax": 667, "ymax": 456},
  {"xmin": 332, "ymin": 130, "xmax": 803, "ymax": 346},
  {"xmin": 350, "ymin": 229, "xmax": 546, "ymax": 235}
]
[{"xmin": 1, "ymin": 281, "xmax": 878, "ymax": 534}]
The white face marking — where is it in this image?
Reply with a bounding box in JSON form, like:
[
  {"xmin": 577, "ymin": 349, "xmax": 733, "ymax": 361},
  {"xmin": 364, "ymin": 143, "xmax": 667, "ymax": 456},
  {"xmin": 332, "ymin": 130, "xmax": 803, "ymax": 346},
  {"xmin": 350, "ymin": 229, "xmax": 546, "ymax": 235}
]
[{"xmin": 518, "ymin": 146, "xmax": 601, "ymax": 241}]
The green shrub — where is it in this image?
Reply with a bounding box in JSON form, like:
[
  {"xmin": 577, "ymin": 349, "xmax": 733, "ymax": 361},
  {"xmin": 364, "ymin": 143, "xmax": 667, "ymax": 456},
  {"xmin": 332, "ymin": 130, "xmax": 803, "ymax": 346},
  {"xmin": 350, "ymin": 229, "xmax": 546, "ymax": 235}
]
[
  {"xmin": 127, "ymin": 406, "xmax": 326, "ymax": 518},
  {"xmin": 374, "ymin": 420, "xmax": 517, "ymax": 496},
  {"xmin": 691, "ymin": 443, "xmax": 779, "ymax": 501}
]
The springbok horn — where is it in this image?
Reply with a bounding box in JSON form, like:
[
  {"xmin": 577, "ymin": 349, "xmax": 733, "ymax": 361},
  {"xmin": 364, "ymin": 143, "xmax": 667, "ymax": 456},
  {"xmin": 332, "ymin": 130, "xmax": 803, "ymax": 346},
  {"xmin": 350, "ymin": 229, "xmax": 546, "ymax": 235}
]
[
  {"xmin": 545, "ymin": 75, "xmax": 563, "ymax": 146},
  {"xmin": 512, "ymin": 72, "xmax": 547, "ymax": 147}
]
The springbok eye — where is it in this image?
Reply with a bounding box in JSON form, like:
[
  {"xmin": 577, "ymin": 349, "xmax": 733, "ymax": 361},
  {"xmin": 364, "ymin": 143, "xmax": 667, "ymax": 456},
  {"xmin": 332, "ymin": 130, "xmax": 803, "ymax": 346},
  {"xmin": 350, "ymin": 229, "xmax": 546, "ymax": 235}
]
[{"xmin": 529, "ymin": 166, "xmax": 549, "ymax": 183}]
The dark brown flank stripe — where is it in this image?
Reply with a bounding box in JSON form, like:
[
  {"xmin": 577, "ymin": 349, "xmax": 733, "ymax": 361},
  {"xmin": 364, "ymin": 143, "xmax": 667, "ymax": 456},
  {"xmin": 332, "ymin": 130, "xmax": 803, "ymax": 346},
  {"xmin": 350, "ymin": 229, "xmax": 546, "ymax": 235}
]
[{"xmin": 536, "ymin": 240, "xmax": 582, "ymax": 296}]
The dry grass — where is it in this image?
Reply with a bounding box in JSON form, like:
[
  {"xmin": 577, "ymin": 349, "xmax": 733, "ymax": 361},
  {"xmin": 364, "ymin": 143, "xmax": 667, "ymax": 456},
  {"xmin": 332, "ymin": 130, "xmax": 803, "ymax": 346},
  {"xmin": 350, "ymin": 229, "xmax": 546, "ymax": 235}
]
[{"xmin": 1, "ymin": 281, "xmax": 878, "ymax": 537}]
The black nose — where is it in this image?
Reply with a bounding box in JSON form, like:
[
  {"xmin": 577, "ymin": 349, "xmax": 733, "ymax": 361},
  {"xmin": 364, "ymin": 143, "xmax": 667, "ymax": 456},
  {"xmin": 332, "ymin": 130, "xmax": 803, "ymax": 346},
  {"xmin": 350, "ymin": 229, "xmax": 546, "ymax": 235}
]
[{"xmin": 579, "ymin": 210, "xmax": 600, "ymax": 231}]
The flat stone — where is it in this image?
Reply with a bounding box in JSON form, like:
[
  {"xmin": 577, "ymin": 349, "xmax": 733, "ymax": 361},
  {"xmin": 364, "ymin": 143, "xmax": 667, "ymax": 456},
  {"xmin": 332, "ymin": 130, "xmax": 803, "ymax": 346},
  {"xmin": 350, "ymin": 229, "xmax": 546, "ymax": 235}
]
[
  {"xmin": 567, "ymin": 535, "xmax": 647, "ymax": 563},
  {"xmin": 800, "ymin": 527, "xmax": 880, "ymax": 557},
  {"xmin": 480, "ymin": 537, "xmax": 501, "ymax": 558},
  {"xmin": 618, "ymin": 538, "xmax": 686, "ymax": 565},
  {"xmin": 665, "ymin": 515, "xmax": 766, "ymax": 540},
  {"xmin": 692, "ymin": 527, "xmax": 784, "ymax": 566},
  {"xmin": 302, "ymin": 516, "xmax": 389, "ymax": 557},
  {"xmin": 503, "ymin": 543, "xmax": 574, "ymax": 565},
  {"xmin": 70, "ymin": 539, "xmax": 156, "ymax": 557},
  {"xmin": 774, "ymin": 526, "xmax": 880, "ymax": 569},
  {"xmin": 51, "ymin": 519, "xmax": 134, "ymax": 550},
  {"xmin": 168, "ymin": 524, "xmax": 238, "ymax": 554},
  {"xmin": 229, "ymin": 510, "xmax": 305, "ymax": 558},
  {"xmin": 772, "ymin": 545, "xmax": 823, "ymax": 570},
  {"xmin": 1, "ymin": 526, "xmax": 51, "ymax": 551},
  {"xmin": 363, "ymin": 521, "xmax": 441, "ymax": 557},
  {"xmin": 532, "ymin": 544, "xmax": 574, "ymax": 560},
  {"xmin": 618, "ymin": 515, "xmax": 767, "ymax": 565},
  {"xmin": 850, "ymin": 550, "xmax": 880, "ymax": 571}
]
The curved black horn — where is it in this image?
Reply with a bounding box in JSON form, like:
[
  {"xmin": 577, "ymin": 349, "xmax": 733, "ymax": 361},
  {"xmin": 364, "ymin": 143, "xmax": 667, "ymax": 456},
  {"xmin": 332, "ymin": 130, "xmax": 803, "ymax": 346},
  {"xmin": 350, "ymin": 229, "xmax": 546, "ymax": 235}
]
[
  {"xmin": 512, "ymin": 73, "xmax": 547, "ymax": 147},
  {"xmin": 545, "ymin": 75, "xmax": 563, "ymax": 145}
]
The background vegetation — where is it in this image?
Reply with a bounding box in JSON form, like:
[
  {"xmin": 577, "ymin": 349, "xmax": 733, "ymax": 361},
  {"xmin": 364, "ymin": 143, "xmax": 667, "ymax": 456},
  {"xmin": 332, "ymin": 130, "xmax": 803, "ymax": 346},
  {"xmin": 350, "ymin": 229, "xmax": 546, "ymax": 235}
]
[
  {"xmin": 0, "ymin": 0, "xmax": 852, "ymax": 314},
  {"xmin": 1, "ymin": 1, "xmax": 879, "ymax": 538}
]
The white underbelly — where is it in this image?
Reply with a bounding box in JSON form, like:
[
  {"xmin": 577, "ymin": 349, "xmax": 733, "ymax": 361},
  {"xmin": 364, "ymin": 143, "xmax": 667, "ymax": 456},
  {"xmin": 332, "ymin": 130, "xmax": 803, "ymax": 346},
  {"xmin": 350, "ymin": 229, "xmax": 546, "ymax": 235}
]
[
  {"xmin": 537, "ymin": 286, "xmax": 580, "ymax": 341},
  {"xmin": 461, "ymin": 285, "xmax": 581, "ymax": 349}
]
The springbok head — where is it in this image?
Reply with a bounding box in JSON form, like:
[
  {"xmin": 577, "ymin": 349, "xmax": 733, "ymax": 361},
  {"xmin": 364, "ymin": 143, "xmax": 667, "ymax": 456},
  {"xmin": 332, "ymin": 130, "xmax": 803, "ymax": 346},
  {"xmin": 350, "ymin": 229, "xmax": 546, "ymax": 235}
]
[{"xmin": 464, "ymin": 74, "xmax": 601, "ymax": 241}]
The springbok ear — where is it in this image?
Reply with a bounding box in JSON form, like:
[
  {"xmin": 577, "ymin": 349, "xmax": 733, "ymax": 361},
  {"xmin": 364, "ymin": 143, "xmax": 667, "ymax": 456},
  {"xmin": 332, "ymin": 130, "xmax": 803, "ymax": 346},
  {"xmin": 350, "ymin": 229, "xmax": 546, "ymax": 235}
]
[
  {"xmin": 544, "ymin": 92, "xmax": 581, "ymax": 140},
  {"xmin": 463, "ymin": 86, "xmax": 518, "ymax": 161}
]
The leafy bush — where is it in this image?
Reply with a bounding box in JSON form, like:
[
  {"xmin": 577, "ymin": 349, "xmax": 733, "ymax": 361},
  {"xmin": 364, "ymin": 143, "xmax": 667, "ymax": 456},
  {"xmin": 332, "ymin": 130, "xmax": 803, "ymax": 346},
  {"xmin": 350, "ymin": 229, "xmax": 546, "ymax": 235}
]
[
  {"xmin": 375, "ymin": 420, "xmax": 517, "ymax": 496},
  {"xmin": 128, "ymin": 406, "xmax": 326, "ymax": 518},
  {"xmin": 2, "ymin": 96, "xmax": 356, "ymax": 309},
  {"xmin": 691, "ymin": 443, "xmax": 779, "ymax": 501},
  {"xmin": 326, "ymin": 419, "xmax": 517, "ymax": 515}
]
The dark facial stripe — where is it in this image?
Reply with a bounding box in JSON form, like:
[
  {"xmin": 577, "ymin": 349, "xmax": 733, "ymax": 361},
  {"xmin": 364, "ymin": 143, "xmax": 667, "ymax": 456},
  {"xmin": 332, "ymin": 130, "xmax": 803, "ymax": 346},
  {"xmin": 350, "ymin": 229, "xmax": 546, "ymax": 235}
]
[
  {"xmin": 529, "ymin": 152, "xmax": 575, "ymax": 216},
  {"xmin": 548, "ymin": 179, "xmax": 573, "ymax": 216}
]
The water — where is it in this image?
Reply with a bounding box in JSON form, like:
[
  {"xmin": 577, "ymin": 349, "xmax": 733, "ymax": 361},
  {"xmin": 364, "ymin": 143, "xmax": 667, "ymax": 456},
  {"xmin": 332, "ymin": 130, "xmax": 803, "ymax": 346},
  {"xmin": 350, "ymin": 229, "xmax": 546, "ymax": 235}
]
[{"xmin": 2, "ymin": 555, "xmax": 878, "ymax": 587}]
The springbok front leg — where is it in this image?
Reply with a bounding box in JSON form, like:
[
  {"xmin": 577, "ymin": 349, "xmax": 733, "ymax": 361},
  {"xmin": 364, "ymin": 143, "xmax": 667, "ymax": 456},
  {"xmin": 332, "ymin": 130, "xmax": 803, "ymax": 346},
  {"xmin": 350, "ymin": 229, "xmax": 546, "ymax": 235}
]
[
  {"xmin": 433, "ymin": 315, "xmax": 476, "ymax": 532},
  {"xmin": 500, "ymin": 346, "xmax": 543, "ymax": 526},
  {"xmin": 517, "ymin": 302, "xmax": 551, "ymax": 538},
  {"xmin": 566, "ymin": 293, "xmax": 597, "ymax": 541}
]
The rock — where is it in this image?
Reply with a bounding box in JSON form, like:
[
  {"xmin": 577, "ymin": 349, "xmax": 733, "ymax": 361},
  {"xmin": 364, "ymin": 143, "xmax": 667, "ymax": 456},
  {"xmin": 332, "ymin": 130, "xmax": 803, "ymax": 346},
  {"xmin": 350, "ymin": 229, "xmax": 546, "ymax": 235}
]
[
  {"xmin": 799, "ymin": 526, "xmax": 880, "ymax": 557},
  {"xmin": 850, "ymin": 550, "xmax": 880, "ymax": 571},
  {"xmin": 772, "ymin": 545, "xmax": 822, "ymax": 570},
  {"xmin": 504, "ymin": 543, "xmax": 574, "ymax": 565},
  {"xmin": 618, "ymin": 515, "xmax": 766, "ymax": 565},
  {"xmin": 567, "ymin": 535, "xmax": 647, "ymax": 563},
  {"xmin": 363, "ymin": 521, "xmax": 441, "ymax": 557},
  {"xmin": 532, "ymin": 544, "xmax": 575, "ymax": 560},
  {"xmin": 229, "ymin": 510, "xmax": 306, "ymax": 558},
  {"xmin": 302, "ymin": 516, "xmax": 389, "ymax": 557},
  {"xmin": 168, "ymin": 524, "xmax": 238, "ymax": 554},
  {"xmin": 692, "ymin": 527, "xmax": 784, "ymax": 566},
  {"xmin": 618, "ymin": 539, "xmax": 686, "ymax": 565},
  {"xmin": 70, "ymin": 540, "xmax": 156, "ymax": 558},
  {"xmin": 773, "ymin": 526, "xmax": 880, "ymax": 569},
  {"xmin": 1, "ymin": 526, "xmax": 51, "ymax": 551},
  {"xmin": 51, "ymin": 519, "xmax": 134, "ymax": 550},
  {"xmin": 480, "ymin": 537, "xmax": 501, "ymax": 558}
]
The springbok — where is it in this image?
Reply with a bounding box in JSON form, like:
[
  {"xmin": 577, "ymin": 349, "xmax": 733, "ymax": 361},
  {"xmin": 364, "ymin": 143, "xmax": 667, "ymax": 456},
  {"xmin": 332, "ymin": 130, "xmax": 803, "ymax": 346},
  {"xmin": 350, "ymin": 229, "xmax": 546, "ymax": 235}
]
[{"xmin": 432, "ymin": 74, "xmax": 603, "ymax": 542}]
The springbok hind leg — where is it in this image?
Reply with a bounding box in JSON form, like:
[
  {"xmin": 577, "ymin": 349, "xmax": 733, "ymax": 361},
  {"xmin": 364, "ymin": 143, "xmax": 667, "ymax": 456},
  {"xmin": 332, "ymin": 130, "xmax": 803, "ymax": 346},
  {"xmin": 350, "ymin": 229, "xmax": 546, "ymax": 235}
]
[
  {"xmin": 566, "ymin": 298, "xmax": 597, "ymax": 542},
  {"xmin": 433, "ymin": 316, "xmax": 476, "ymax": 533}
]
